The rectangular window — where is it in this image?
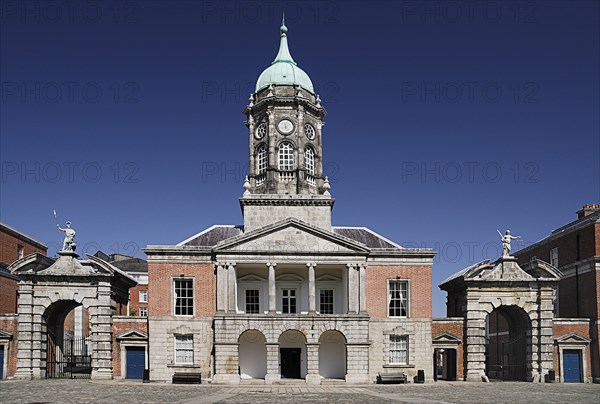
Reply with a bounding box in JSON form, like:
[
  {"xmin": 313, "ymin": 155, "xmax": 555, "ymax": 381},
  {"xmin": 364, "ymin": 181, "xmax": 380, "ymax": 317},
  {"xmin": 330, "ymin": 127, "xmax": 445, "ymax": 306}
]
[
  {"xmin": 139, "ymin": 290, "xmax": 148, "ymax": 303},
  {"xmin": 550, "ymin": 247, "xmax": 558, "ymax": 267},
  {"xmin": 245, "ymin": 289, "xmax": 260, "ymax": 314},
  {"xmin": 529, "ymin": 256, "xmax": 536, "ymax": 262},
  {"xmin": 174, "ymin": 335, "xmax": 193, "ymax": 364},
  {"xmin": 17, "ymin": 244, "xmax": 24, "ymax": 259},
  {"xmin": 174, "ymin": 279, "xmax": 194, "ymax": 316},
  {"xmin": 139, "ymin": 307, "xmax": 148, "ymax": 317},
  {"xmin": 282, "ymin": 289, "xmax": 296, "ymax": 314},
  {"xmin": 388, "ymin": 280, "xmax": 408, "ymax": 317},
  {"xmin": 319, "ymin": 289, "xmax": 334, "ymax": 314},
  {"xmin": 389, "ymin": 335, "xmax": 408, "ymax": 365}
]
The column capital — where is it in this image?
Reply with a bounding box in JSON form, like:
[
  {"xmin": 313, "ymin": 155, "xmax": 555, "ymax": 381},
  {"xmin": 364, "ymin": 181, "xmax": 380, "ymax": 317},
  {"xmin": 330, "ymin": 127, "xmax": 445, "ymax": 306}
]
[
  {"xmin": 306, "ymin": 262, "xmax": 317, "ymax": 268},
  {"xmin": 226, "ymin": 262, "xmax": 236, "ymax": 268},
  {"xmin": 266, "ymin": 262, "xmax": 277, "ymax": 268},
  {"xmin": 215, "ymin": 261, "xmax": 225, "ymax": 268},
  {"xmin": 346, "ymin": 263, "xmax": 357, "ymax": 269}
]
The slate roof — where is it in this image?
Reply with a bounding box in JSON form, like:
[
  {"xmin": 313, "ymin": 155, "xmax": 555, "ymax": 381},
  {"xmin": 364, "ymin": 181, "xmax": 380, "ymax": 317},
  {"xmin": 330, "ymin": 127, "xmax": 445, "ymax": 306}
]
[
  {"xmin": 178, "ymin": 224, "xmax": 402, "ymax": 250},
  {"xmin": 110, "ymin": 257, "xmax": 148, "ymax": 273}
]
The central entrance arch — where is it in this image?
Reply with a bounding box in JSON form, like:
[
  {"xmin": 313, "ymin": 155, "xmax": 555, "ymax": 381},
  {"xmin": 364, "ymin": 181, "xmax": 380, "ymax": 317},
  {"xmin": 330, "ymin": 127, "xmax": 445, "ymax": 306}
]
[
  {"xmin": 486, "ymin": 305, "xmax": 530, "ymax": 381},
  {"xmin": 44, "ymin": 300, "xmax": 91, "ymax": 379},
  {"xmin": 238, "ymin": 330, "xmax": 267, "ymax": 379},
  {"xmin": 279, "ymin": 330, "xmax": 306, "ymax": 379},
  {"xmin": 318, "ymin": 330, "xmax": 346, "ymax": 379}
]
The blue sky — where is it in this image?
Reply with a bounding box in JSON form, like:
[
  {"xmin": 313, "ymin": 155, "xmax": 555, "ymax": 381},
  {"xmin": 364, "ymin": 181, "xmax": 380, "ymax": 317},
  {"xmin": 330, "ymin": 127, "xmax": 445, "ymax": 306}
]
[{"xmin": 1, "ymin": 1, "xmax": 598, "ymax": 316}]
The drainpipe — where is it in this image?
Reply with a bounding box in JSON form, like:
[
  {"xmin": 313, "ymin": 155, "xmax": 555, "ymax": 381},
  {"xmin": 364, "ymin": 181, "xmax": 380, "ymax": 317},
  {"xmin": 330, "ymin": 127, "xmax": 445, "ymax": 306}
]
[{"xmin": 575, "ymin": 234, "xmax": 581, "ymax": 317}]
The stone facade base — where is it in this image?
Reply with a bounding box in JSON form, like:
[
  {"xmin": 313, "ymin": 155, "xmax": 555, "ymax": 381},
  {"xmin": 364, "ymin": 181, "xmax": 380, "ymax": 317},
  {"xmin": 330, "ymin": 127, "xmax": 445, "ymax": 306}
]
[
  {"xmin": 345, "ymin": 374, "xmax": 370, "ymax": 384},
  {"xmin": 212, "ymin": 374, "xmax": 241, "ymax": 384},
  {"xmin": 92, "ymin": 369, "xmax": 113, "ymax": 380},
  {"xmin": 265, "ymin": 373, "xmax": 281, "ymax": 384},
  {"xmin": 305, "ymin": 374, "xmax": 321, "ymax": 385}
]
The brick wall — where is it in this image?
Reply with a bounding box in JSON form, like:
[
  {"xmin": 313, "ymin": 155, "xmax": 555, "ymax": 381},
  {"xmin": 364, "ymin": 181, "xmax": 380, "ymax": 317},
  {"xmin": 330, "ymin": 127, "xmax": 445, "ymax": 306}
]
[
  {"xmin": 557, "ymin": 270, "xmax": 598, "ymax": 319},
  {"xmin": 148, "ymin": 263, "xmax": 215, "ymax": 317},
  {"xmin": 128, "ymin": 284, "xmax": 148, "ymax": 317},
  {"xmin": 0, "ymin": 275, "xmax": 18, "ymax": 314},
  {"xmin": 112, "ymin": 317, "xmax": 148, "ymax": 377},
  {"xmin": 366, "ymin": 265, "xmax": 432, "ymax": 319},
  {"xmin": 432, "ymin": 319, "xmax": 465, "ymax": 380},
  {"xmin": 0, "ymin": 230, "xmax": 46, "ymax": 266},
  {"xmin": 0, "ymin": 315, "xmax": 18, "ymax": 378},
  {"xmin": 553, "ymin": 319, "xmax": 592, "ymax": 379},
  {"xmin": 516, "ymin": 223, "xmax": 596, "ymax": 267}
]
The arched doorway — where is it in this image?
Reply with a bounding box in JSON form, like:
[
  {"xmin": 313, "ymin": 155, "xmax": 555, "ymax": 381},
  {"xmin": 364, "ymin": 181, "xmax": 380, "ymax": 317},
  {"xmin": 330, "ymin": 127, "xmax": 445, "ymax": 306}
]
[
  {"xmin": 279, "ymin": 330, "xmax": 306, "ymax": 379},
  {"xmin": 238, "ymin": 330, "xmax": 267, "ymax": 379},
  {"xmin": 44, "ymin": 300, "xmax": 91, "ymax": 379},
  {"xmin": 319, "ymin": 330, "xmax": 346, "ymax": 379},
  {"xmin": 486, "ymin": 305, "xmax": 530, "ymax": 381}
]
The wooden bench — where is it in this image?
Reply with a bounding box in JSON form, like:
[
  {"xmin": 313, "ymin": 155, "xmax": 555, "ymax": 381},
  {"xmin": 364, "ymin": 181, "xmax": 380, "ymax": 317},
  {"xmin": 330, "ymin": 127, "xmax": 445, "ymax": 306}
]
[
  {"xmin": 172, "ymin": 372, "xmax": 201, "ymax": 384},
  {"xmin": 377, "ymin": 372, "xmax": 407, "ymax": 384}
]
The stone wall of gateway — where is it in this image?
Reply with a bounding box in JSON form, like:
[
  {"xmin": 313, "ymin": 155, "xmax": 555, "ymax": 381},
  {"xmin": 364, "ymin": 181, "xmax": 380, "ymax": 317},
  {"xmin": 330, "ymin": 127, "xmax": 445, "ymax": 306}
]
[
  {"xmin": 147, "ymin": 317, "xmax": 213, "ymax": 382},
  {"xmin": 368, "ymin": 318, "xmax": 433, "ymax": 382},
  {"xmin": 213, "ymin": 314, "xmax": 370, "ymax": 384}
]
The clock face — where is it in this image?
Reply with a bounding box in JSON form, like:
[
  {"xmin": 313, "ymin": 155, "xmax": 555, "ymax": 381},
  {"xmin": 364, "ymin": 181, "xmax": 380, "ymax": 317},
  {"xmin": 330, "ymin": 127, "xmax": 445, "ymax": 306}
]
[
  {"xmin": 277, "ymin": 119, "xmax": 294, "ymax": 135},
  {"xmin": 304, "ymin": 124, "xmax": 316, "ymax": 140},
  {"xmin": 255, "ymin": 123, "xmax": 266, "ymax": 139}
]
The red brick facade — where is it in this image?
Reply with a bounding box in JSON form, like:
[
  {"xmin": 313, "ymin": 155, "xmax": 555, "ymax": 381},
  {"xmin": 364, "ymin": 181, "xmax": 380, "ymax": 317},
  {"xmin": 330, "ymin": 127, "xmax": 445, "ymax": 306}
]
[
  {"xmin": 0, "ymin": 315, "xmax": 18, "ymax": 378},
  {"xmin": 148, "ymin": 263, "xmax": 215, "ymax": 317},
  {"xmin": 0, "ymin": 226, "xmax": 46, "ymax": 266},
  {"xmin": 0, "ymin": 275, "xmax": 18, "ymax": 314},
  {"xmin": 366, "ymin": 265, "xmax": 432, "ymax": 319},
  {"xmin": 432, "ymin": 319, "xmax": 465, "ymax": 380},
  {"xmin": 128, "ymin": 284, "xmax": 149, "ymax": 317},
  {"xmin": 553, "ymin": 320, "xmax": 592, "ymax": 379},
  {"xmin": 112, "ymin": 317, "xmax": 148, "ymax": 377}
]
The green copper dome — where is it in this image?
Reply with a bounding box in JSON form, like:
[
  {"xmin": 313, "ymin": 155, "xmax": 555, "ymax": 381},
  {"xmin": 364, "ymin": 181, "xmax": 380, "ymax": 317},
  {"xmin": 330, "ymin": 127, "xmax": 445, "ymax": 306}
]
[{"xmin": 255, "ymin": 22, "xmax": 314, "ymax": 94}]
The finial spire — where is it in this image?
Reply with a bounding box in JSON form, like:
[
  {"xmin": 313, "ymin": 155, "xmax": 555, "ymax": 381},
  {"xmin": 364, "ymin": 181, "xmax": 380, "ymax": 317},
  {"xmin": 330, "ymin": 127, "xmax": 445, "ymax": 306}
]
[{"xmin": 273, "ymin": 15, "xmax": 295, "ymax": 65}]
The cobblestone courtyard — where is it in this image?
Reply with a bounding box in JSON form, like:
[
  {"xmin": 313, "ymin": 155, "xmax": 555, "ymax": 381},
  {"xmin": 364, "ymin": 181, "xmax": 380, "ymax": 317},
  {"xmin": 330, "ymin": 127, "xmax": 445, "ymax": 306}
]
[{"xmin": 1, "ymin": 380, "xmax": 599, "ymax": 404}]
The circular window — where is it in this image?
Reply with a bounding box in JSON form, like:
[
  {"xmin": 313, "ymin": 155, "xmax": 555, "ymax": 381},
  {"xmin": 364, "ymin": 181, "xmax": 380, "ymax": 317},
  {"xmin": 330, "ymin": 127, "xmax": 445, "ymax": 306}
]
[
  {"xmin": 304, "ymin": 124, "xmax": 316, "ymax": 140},
  {"xmin": 255, "ymin": 123, "xmax": 267, "ymax": 139}
]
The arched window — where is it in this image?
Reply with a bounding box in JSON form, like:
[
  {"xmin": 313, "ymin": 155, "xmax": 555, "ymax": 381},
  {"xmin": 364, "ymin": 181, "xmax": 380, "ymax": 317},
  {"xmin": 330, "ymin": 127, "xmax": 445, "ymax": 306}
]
[
  {"xmin": 278, "ymin": 142, "xmax": 295, "ymax": 171},
  {"xmin": 304, "ymin": 146, "xmax": 315, "ymax": 175},
  {"xmin": 256, "ymin": 145, "xmax": 268, "ymax": 174}
]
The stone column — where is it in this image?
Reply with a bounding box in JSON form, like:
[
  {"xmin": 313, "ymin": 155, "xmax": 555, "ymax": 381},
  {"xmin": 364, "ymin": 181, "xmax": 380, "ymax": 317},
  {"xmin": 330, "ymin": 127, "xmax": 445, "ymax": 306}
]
[
  {"xmin": 347, "ymin": 264, "xmax": 358, "ymax": 314},
  {"xmin": 227, "ymin": 262, "xmax": 237, "ymax": 313},
  {"xmin": 212, "ymin": 342, "xmax": 241, "ymax": 384},
  {"xmin": 305, "ymin": 343, "xmax": 321, "ymax": 384},
  {"xmin": 465, "ymin": 295, "xmax": 487, "ymax": 382},
  {"xmin": 264, "ymin": 342, "xmax": 281, "ymax": 384},
  {"xmin": 358, "ymin": 263, "xmax": 367, "ymax": 314},
  {"xmin": 307, "ymin": 263, "xmax": 316, "ymax": 313},
  {"xmin": 267, "ymin": 262, "xmax": 277, "ymax": 313},
  {"xmin": 90, "ymin": 282, "xmax": 114, "ymax": 380},
  {"xmin": 345, "ymin": 344, "xmax": 370, "ymax": 383},
  {"xmin": 216, "ymin": 262, "xmax": 227, "ymax": 312},
  {"xmin": 14, "ymin": 282, "xmax": 35, "ymax": 379}
]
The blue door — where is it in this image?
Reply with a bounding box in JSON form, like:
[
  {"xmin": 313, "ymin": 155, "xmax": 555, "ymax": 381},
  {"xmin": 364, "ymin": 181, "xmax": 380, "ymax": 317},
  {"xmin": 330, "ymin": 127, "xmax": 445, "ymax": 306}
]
[
  {"xmin": 126, "ymin": 347, "xmax": 145, "ymax": 379},
  {"xmin": 0, "ymin": 345, "xmax": 4, "ymax": 379},
  {"xmin": 563, "ymin": 350, "xmax": 581, "ymax": 383}
]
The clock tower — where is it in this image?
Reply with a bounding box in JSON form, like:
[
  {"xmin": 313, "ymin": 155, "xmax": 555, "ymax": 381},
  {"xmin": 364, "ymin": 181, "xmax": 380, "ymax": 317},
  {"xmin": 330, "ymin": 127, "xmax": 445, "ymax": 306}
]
[{"xmin": 240, "ymin": 20, "xmax": 334, "ymax": 232}]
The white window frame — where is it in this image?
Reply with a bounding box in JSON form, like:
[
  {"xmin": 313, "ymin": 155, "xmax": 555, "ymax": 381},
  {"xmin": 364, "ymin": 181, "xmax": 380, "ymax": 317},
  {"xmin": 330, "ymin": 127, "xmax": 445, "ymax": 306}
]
[
  {"xmin": 389, "ymin": 335, "xmax": 408, "ymax": 365},
  {"xmin": 256, "ymin": 144, "xmax": 268, "ymax": 174},
  {"xmin": 173, "ymin": 278, "xmax": 194, "ymax": 316},
  {"xmin": 278, "ymin": 142, "xmax": 295, "ymax": 171},
  {"xmin": 281, "ymin": 288, "xmax": 298, "ymax": 314},
  {"xmin": 139, "ymin": 290, "xmax": 148, "ymax": 303},
  {"xmin": 319, "ymin": 288, "xmax": 334, "ymax": 314},
  {"xmin": 139, "ymin": 307, "xmax": 148, "ymax": 317},
  {"xmin": 388, "ymin": 279, "xmax": 409, "ymax": 318},
  {"xmin": 174, "ymin": 335, "xmax": 194, "ymax": 365},
  {"xmin": 550, "ymin": 247, "xmax": 558, "ymax": 267},
  {"xmin": 245, "ymin": 289, "xmax": 260, "ymax": 314},
  {"xmin": 304, "ymin": 146, "xmax": 315, "ymax": 175}
]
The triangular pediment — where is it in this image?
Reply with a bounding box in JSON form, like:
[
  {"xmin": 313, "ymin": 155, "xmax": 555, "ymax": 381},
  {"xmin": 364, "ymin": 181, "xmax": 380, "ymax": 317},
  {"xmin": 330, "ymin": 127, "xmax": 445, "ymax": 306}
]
[
  {"xmin": 555, "ymin": 332, "xmax": 590, "ymax": 344},
  {"xmin": 432, "ymin": 332, "xmax": 462, "ymax": 344},
  {"xmin": 214, "ymin": 218, "xmax": 370, "ymax": 255},
  {"xmin": 116, "ymin": 330, "xmax": 148, "ymax": 340},
  {"xmin": 316, "ymin": 274, "xmax": 341, "ymax": 282},
  {"xmin": 0, "ymin": 330, "xmax": 13, "ymax": 340},
  {"xmin": 238, "ymin": 274, "xmax": 267, "ymax": 282},
  {"xmin": 479, "ymin": 257, "xmax": 534, "ymax": 281}
]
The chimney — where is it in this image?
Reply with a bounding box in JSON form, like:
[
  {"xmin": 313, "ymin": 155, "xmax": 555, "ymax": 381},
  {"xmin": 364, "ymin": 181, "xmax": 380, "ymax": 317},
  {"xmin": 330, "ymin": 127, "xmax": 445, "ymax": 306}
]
[{"xmin": 576, "ymin": 204, "xmax": 600, "ymax": 219}]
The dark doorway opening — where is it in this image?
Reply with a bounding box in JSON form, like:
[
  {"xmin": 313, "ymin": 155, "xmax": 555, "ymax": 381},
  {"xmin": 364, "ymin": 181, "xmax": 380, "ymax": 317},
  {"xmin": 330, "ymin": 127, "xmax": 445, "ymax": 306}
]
[
  {"xmin": 434, "ymin": 348, "xmax": 457, "ymax": 381},
  {"xmin": 280, "ymin": 348, "xmax": 301, "ymax": 379},
  {"xmin": 486, "ymin": 306, "xmax": 529, "ymax": 381}
]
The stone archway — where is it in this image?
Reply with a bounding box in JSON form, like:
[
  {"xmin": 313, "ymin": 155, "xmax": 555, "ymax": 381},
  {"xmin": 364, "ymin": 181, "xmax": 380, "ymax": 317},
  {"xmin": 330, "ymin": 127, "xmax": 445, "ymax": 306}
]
[
  {"xmin": 318, "ymin": 330, "xmax": 346, "ymax": 379},
  {"xmin": 440, "ymin": 257, "xmax": 561, "ymax": 382},
  {"xmin": 485, "ymin": 305, "xmax": 530, "ymax": 381},
  {"xmin": 239, "ymin": 330, "xmax": 267, "ymax": 379},
  {"xmin": 9, "ymin": 251, "xmax": 135, "ymax": 380}
]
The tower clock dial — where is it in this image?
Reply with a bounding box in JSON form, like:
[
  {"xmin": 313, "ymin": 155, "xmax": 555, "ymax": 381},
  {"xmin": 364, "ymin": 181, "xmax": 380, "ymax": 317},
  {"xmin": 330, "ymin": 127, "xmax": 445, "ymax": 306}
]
[
  {"xmin": 277, "ymin": 119, "xmax": 295, "ymax": 135},
  {"xmin": 255, "ymin": 123, "xmax": 267, "ymax": 139}
]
